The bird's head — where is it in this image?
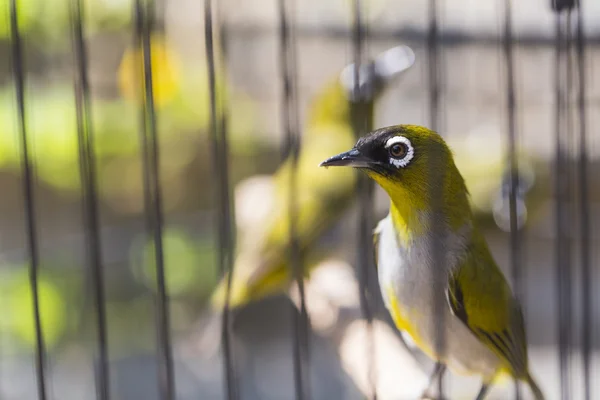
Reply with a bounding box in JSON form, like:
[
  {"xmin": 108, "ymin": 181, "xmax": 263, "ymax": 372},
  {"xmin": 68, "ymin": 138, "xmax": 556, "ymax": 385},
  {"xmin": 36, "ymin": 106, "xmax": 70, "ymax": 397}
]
[{"xmin": 320, "ymin": 125, "xmax": 471, "ymax": 224}]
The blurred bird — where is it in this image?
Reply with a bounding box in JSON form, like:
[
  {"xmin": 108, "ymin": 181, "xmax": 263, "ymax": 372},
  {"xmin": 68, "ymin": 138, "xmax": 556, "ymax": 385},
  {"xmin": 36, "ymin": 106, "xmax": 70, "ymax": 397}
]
[
  {"xmin": 320, "ymin": 125, "xmax": 544, "ymax": 400},
  {"xmin": 210, "ymin": 46, "xmax": 416, "ymax": 311}
]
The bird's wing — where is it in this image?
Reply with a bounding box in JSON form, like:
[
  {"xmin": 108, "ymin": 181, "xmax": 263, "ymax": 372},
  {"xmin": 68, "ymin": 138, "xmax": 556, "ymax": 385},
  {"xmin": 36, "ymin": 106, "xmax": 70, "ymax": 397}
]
[
  {"xmin": 446, "ymin": 238, "xmax": 528, "ymax": 377},
  {"xmin": 213, "ymin": 186, "xmax": 333, "ymax": 310},
  {"xmin": 217, "ymin": 124, "xmax": 357, "ymax": 308},
  {"xmin": 244, "ymin": 149, "xmax": 356, "ymax": 283}
]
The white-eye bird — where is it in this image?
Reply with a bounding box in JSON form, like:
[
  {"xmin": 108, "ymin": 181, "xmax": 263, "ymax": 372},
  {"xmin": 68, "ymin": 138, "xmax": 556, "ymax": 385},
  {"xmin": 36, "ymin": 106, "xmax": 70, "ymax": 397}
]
[
  {"xmin": 320, "ymin": 125, "xmax": 544, "ymax": 400},
  {"xmin": 210, "ymin": 46, "xmax": 416, "ymax": 311}
]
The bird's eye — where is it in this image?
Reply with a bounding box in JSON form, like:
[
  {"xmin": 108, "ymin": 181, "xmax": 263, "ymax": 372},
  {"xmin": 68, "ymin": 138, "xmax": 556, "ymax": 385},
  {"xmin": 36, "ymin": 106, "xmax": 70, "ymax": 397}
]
[
  {"xmin": 390, "ymin": 143, "xmax": 407, "ymax": 159},
  {"xmin": 384, "ymin": 136, "xmax": 414, "ymax": 168}
]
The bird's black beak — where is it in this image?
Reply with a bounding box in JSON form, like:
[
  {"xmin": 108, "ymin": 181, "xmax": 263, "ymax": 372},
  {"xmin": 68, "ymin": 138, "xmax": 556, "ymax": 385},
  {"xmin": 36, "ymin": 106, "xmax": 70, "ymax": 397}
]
[{"xmin": 319, "ymin": 149, "xmax": 373, "ymax": 168}]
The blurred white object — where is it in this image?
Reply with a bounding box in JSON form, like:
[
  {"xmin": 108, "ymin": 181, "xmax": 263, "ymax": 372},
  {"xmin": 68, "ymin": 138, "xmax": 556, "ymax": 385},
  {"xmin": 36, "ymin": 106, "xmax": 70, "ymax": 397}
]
[
  {"xmin": 492, "ymin": 195, "xmax": 528, "ymax": 232},
  {"xmin": 234, "ymin": 175, "xmax": 276, "ymax": 235},
  {"xmin": 340, "ymin": 45, "xmax": 416, "ymax": 102},
  {"xmin": 290, "ymin": 259, "xmax": 359, "ymax": 333},
  {"xmin": 305, "ymin": 258, "xmax": 360, "ymax": 308},
  {"xmin": 374, "ymin": 45, "xmax": 417, "ymax": 79},
  {"xmin": 339, "ymin": 320, "xmax": 428, "ymax": 400}
]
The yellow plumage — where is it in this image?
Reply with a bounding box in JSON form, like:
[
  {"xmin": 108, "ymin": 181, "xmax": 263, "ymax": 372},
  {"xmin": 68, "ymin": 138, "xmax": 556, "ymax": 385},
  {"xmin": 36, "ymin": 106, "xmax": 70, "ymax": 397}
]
[
  {"xmin": 211, "ymin": 105, "xmax": 357, "ymax": 308},
  {"xmin": 321, "ymin": 125, "xmax": 544, "ymax": 400}
]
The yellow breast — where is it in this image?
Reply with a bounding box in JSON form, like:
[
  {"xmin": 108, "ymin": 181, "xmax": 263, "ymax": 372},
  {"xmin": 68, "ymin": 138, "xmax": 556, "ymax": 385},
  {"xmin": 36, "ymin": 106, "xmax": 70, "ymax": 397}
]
[{"xmin": 385, "ymin": 285, "xmax": 438, "ymax": 361}]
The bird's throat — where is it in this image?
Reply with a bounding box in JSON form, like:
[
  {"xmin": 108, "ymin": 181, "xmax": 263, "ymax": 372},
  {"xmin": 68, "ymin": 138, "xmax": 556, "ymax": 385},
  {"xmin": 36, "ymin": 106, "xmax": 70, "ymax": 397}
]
[
  {"xmin": 368, "ymin": 165, "xmax": 473, "ymax": 245},
  {"xmin": 384, "ymin": 186, "xmax": 471, "ymax": 246},
  {"xmin": 389, "ymin": 199, "xmax": 423, "ymax": 245}
]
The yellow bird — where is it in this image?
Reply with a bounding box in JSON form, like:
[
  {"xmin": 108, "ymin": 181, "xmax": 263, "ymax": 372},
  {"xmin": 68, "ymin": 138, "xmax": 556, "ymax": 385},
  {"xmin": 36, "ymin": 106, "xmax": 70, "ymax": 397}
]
[
  {"xmin": 210, "ymin": 46, "xmax": 416, "ymax": 311},
  {"xmin": 320, "ymin": 125, "xmax": 544, "ymax": 400}
]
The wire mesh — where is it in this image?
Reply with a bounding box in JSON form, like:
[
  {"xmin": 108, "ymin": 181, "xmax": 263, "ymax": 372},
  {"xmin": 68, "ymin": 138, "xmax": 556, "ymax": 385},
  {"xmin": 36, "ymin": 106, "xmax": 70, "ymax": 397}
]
[{"xmin": 1, "ymin": 0, "xmax": 598, "ymax": 399}]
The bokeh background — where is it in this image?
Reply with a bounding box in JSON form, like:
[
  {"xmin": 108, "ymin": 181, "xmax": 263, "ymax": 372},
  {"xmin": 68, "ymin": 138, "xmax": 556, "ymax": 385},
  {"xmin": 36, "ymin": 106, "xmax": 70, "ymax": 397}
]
[{"xmin": 1, "ymin": 0, "xmax": 600, "ymax": 399}]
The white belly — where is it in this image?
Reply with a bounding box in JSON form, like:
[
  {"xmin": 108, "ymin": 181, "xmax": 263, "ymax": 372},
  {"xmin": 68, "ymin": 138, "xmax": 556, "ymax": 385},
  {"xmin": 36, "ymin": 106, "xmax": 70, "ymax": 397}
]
[{"xmin": 375, "ymin": 214, "xmax": 501, "ymax": 379}]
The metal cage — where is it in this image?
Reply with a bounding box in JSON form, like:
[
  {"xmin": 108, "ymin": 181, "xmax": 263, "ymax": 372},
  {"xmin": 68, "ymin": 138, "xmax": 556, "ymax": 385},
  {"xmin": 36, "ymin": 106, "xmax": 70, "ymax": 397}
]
[{"xmin": 1, "ymin": 0, "xmax": 596, "ymax": 399}]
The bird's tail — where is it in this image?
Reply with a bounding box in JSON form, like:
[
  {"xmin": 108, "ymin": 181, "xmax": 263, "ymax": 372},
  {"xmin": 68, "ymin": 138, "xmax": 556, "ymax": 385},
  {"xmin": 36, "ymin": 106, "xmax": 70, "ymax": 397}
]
[{"xmin": 525, "ymin": 372, "xmax": 545, "ymax": 400}]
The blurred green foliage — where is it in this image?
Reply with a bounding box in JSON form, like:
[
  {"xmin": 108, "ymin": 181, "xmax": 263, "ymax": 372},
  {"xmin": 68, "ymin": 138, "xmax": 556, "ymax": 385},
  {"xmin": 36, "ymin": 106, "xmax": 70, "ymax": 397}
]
[
  {"xmin": 0, "ymin": 0, "xmax": 37, "ymax": 39},
  {"xmin": 0, "ymin": 268, "xmax": 67, "ymax": 351},
  {"xmin": 130, "ymin": 227, "xmax": 218, "ymax": 297},
  {"xmin": 0, "ymin": 0, "xmax": 131, "ymax": 42},
  {"xmin": 0, "ymin": 65, "xmax": 260, "ymax": 195},
  {"xmin": 0, "ymin": 14, "xmax": 270, "ymax": 357}
]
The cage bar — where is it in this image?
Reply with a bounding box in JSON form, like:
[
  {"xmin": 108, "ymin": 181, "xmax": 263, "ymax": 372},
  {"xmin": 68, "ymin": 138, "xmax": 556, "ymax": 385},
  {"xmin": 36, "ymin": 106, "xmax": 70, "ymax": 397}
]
[
  {"xmin": 9, "ymin": 1, "xmax": 48, "ymax": 399},
  {"xmin": 132, "ymin": 0, "xmax": 175, "ymax": 398},
  {"xmin": 277, "ymin": 0, "xmax": 311, "ymax": 398},
  {"xmin": 70, "ymin": 0, "xmax": 110, "ymax": 398},
  {"xmin": 553, "ymin": 8, "xmax": 574, "ymax": 400},
  {"xmin": 352, "ymin": 0, "xmax": 377, "ymax": 400},
  {"xmin": 204, "ymin": 1, "xmax": 239, "ymax": 399},
  {"xmin": 575, "ymin": 2, "xmax": 592, "ymax": 399},
  {"xmin": 426, "ymin": 0, "xmax": 447, "ymax": 398},
  {"xmin": 350, "ymin": 1, "xmax": 377, "ymax": 399},
  {"xmin": 503, "ymin": 0, "xmax": 522, "ymax": 301},
  {"xmin": 502, "ymin": 2, "xmax": 522, "ymax": 397}
]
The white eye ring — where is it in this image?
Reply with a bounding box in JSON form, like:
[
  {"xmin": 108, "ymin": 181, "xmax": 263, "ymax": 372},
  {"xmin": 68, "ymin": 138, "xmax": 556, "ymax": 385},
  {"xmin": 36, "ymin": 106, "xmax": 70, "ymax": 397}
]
[{"xmin": 384, "ymin": 136, "xmax": 414, "ymax": 168}]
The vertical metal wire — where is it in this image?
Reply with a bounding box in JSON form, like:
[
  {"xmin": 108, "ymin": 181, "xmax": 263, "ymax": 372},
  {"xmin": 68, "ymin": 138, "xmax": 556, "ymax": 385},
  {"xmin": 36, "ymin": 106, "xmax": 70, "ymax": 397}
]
[
  {"xmin": 278, "ymin": 0, "xmax": 300, "ymax": 161},
  {"xmin": 217, "ymin": 5, "xmax": 235, "ymax": 248},
  {"xmin": 70, "ymin": 0, "xmax": 110, "ymax": 398},
  {"xmin": 555, "ymin": 11, "xmax": 570, "ymax": 400},
  {"xmin": 277, "ymin": 1, "xmax": 310, "ymax": 399},
  {"xmin": 132, "ymin": 1, "xmax": 175, "ymax": 398},
  {"xmin": 427, "ymin": 0, "xmax": 441, "ymax": 134},
  {"xmin": 503, "ymin": 0, "xmax": 521, "ymax": 303},
  {"xmin": 552, "ymin": 3, "xmax": 574, "ymax": 398},
  {"xmin": 502, "ymin": 2, "xmax": 522, "ymax": 398},
  {"xmin": 427, "ymin": 0, "xmax": 446, "ymax": 397},
  {"xmin": 9, "ymin": 2, "xmax": 48, "ymax": 400},
  {"xmin": 204, "ymin": 0, "xmax": 238, "ymax": 398},
  {"xmin": 575, "ymin": 2, "xmax": 591, "ymax": 399},
  {"xmin": 351, "ymin": 1, "xmax": 376, "ymax": 399},
  {"xmin": 564, "ymin": 14, "xmax": 576, "ymax": 400}
]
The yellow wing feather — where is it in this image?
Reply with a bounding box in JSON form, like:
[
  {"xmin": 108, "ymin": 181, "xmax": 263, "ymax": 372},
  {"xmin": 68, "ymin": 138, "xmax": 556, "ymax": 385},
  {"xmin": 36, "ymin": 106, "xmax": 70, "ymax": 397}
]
[
  {"xmin": 210, "ymin": 107, "xmax": 358, "ymax": 310},
  {"xmin": 447, "ymin": 232, "xmax": 528, "ymax": 378}
]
